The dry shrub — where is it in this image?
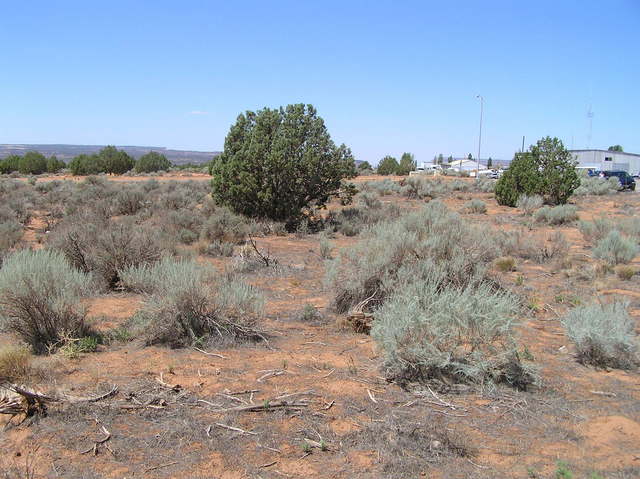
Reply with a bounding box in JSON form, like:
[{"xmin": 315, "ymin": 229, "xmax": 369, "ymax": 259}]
[
  {"xmin": 346, "ymin": 414, "xmax": 475, "ymax": 478},
  {"xmin": 516, "ymin": 194, "xmax": 543, "ymax": 215},
  {"xmin": 326, "ymin": 201, "xmax": 501, "ymax": 314},
  {"xmin": 579, "ymin": 217, "xmax": 615, "ymax": 244},
  {"xmin": 562, "ymin": 301, "xmax": 639, "ymax": 369},
  {"xmin": 201, "ymin": 206, "xmax": 250, "ymax": 244},
  {"xmin": 533, "ymin": 204, "xmax": 579, "ymax": 225},
  {"xmin": 120, "ymin": 258, "xmax": 264, "ymax": 347},
  {"xmin": 495, "ymin": 256, "xmax": 516, "ymax": 272},
  {"xmin": 0, "ymin": 345, "xmax": 32, "ymax": 382},
  {"xmin": 593, "ymin": 230, "xmax": 639, "ymax": 265},
  {"xmin": 574, "ymin": 176, "xmax": 620, "ymax": 196},
  {"xmin": 616, "ymin": 265, "xmax": 637, "ymax": 281},
  {"xmin": 462, "ymin": 199, "xmax": 487, "ymax": 214},
  {"xmin": 0, "ymin": 249, "xmax": 92, "ymax": 354},
  {"xmin": 372, "ymin": 269, "xmax": 535, "ymax": 389},
  {"xmin": 328, "ymin": 201, "xmax": 537, "ymax": 389},
  {"xmin": 49, "ymin": 216, "xmax": 165, "ymax": 288}
]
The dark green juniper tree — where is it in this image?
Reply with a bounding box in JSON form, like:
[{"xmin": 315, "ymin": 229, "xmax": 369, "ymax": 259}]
[
  {"xmin": 397, "ymin": 152, "xmax": 416, "ymax": 175},
  {"xmin": 135, "ymin": 151, "xmax": 171, "ymax": 173},
  {"xmin": 211, "ymin": 104, "xmax": 356, "ymax": 222},
  {"xmin": 496, "ymin": 136, "xmax": 579, "ymax": 206},
  {"xmin": 377, "ymin": 155, "xmax": 399, "ymax": 175}
]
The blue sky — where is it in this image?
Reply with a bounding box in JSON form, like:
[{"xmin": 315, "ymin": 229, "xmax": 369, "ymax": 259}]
[{"xmin": 1, "ymin": 1, "xmax": 638, "ymax": 163}]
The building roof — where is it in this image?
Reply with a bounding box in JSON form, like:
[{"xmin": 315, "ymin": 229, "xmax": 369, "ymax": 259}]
[{"xmin": 569, "ymin": 149, "xmax": 640, "ymax": 158}]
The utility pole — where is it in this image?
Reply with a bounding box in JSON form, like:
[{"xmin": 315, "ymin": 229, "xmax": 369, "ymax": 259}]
[
  {"xmin": 521, "ymin": 136, "xmax": 525, "ymax": 153},
  {"xmin": 476, "ymin": 95, "xmax": 483, "ymax": 176}
]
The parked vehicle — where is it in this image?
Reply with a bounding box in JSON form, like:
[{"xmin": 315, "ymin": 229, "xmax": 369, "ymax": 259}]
[{"xmin": 602, "ymin": 170, "xmax": 636, "ymax": 191}]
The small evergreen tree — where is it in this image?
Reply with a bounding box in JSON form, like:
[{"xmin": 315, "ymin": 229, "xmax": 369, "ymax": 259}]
[
  {"xmin": 533, "ymin": 137, "xmax": 579, "ymax": 205},
  {"xmin": 437, "ymin": 154, "xmax": 444, "ymax": 165},
  {"xmin": 487, "ymin": 157, "xmax": 493, "ymax": 168},
  {"xmin": 135, "ymin": 151, "xmax": 171, "ymax": 173},
  {"xmin": 211, "ymin": 104, "xmax": 356, "ymax": 222},
  {"xmin": 0, "ymin": 155, "xmax": 22, "ymax": 174},
  {"xmin": 495, "ymin": 137, "xmax": 578, "ymax": 206},
  {"xmin": 377, "ymin": 156, "xmax": 399, "ymax": 175},
  {"xmin": 495, "ymin": 153, "xmax": 541, "ymax": 207},
  {"xmin": 46, "ymin": 155, "xmax": 66, "ymax": 173},
  {"xmin": 397, "ymin": 152, "xmax": 416, "ymax": 175},
  {"xmin": 69, "ymin": 154, "xmax": 104, "ymax": 175},
  {"xmin": 19, "ymin": 151, "xmax": 48, "ymax": 174},
  {"xmin": 99, "ymin": 146, "xmax": 135, "ymax": 175},
  {"xmin": 608, "ymin": 145, "xmax": 623, "ymax": 152}
]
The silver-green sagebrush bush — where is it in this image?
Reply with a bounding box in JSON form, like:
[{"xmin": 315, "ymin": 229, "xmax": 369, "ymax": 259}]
[
  {"xmin": 326, "ymin": 201, "xmax": 499, "ymax": 313},
  {"xmin": 326, "ymin": 201, "xmax": 537, "ymax": 389},
  {"xmin": 462, "ymin": 199, "xmax": 487, "ymax": 214},
  {"xmin": 562, "ymin": 302, "xmax": 639, "ymax": 369},
  {"xmin": 516, "ymin": 194, "xmax": 543, "ymax": 215},
  {"xmin": 120, "ymin": 258, "xmax": 264, "ymax": 347},
  {"xmin": 371, "ymin": 270, "xmax": 534, "ymax": 388},
  {"xmin": 593, "ymin": 230, "xmax": 639, "ymax": 265},
  {"xmin": 574, "ymin": 176, "xmax": 620, "ymax": 196},
  {"xmin": 533, "ymin": 204, "xmax": 579, "ymax": 225},
  {"xmin": 0, "ymin": 249, "xmax": 93, "ymax": 354}
]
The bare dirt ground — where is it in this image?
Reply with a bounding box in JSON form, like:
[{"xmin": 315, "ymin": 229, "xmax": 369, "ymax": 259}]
[{"xmin": 1, "ymin": 176, "xmax": 639, "ymax": 479}]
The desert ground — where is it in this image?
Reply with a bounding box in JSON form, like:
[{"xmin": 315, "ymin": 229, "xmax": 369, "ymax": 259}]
[{"xmin": 1, "ymin": 173, "xmax": 639, "ymax": 479}]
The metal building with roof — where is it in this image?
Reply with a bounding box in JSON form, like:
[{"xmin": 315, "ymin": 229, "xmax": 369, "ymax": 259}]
[{"xmin": 569, "ymin": 149, "xmax": 640, "ymax": 176}]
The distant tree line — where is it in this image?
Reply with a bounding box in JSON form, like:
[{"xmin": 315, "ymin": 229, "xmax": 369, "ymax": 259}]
[
  {"xmin": 0, "ymin": 146, "xmax": 177, "ymax": 176},
  {"xmin": 0, "ymin": 151, "xmax": 66, "ymax": 174}
]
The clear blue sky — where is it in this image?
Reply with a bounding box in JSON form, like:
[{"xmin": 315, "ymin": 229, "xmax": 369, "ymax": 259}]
[{"xmin": 1, "ymin": 0, "xmax": 639, "ymax": 163}]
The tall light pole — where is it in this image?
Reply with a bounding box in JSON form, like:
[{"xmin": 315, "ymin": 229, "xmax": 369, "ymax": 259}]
[{"xmin": 476, "ymin": 95, "xmax": 483, "ymax": 176}]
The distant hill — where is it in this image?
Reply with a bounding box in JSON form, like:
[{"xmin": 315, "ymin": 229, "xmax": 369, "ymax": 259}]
[{"xmin": 0, "ymin": 144, "xmax": 220, "ymax": 165}]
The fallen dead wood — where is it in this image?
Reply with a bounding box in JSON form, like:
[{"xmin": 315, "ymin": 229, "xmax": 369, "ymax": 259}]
[
  {"xmin": 193, "ymin": 347, "xmax": 227, "ymax": 359},
  {"xmin": 155, "ymin": 373, "xmax": 182, "ymax": 392},
  {"xmin": 274, "ymin": 390, "xmax": 315, "ymax": 400},
  {"xmin": 80, "ymin": 425, "xmax": 113, "ymax": 456},
  {"xmin": 211, "ymin": 400, "xmax": 308, "ymax": 414},
  {"xmin": 0, "ymin": 383, "xmax": 118, "ymax": 419},
  {"xmin": 322, "ymin": 400, "xmax": 335, "ymax": 410},
  {"xmin": 257, "ymin": 370, "xmax": 286, "ymax": 383},
  {"xmin": 590, "ymin": 390, "xmax": 617, "ymax": 398},
  {"xmin": 144, "ymin": 461, "xmax": 178, "ymax": 473},
  {"xmin": 213, "ymin": 422, "xmax": 258, "ymax": 435}
]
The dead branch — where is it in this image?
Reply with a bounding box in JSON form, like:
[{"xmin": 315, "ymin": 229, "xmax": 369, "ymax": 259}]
[
  {"xmin": 144, "ymin": 461, "xmax": 178, "ymax": 473},
  {"xmin": 213, "ymin": 422, "xmax": 258, "ymax": 435},
  {"xmin": 62, "ymin": 385, "xmax": 119, "ymax": 404},
  {"xmin": 322, "ymin": 400, "xmax": 335, "ymax": 410},
  {"xmin": 274, "ymin": 390, "xmax": 314, "ymax": 400},
  {"xmin": 216, "ymin": 392, "xmax": 248, "ymax": 405},
  {"xmin": 590, "ymin": 390, "xmax": 617, "ymax": 397},
  {"xmin": 228, "ymin": 389, "xmax": 260, "ymax": 395},
  {"xmin": 80, "ymin": 425, "xmax": 112, "ymax": 456},
  {"xmin": 211, "ymin": 400, "xmax": 308, "ymax": 414},
  {"xmin": 155, "ymin": 373, "xmax": 182, "ymax": 392},
  {"xmin": 257, "ymin": 370, "xmax": 286, "ymax": 383},
  {"xmin": 1, "ymin": 383, "xmax": 118, "ymax": 419},
  {"xmin": 248, "ymin": 235, "xmax": 278, "ymax": 267},
  {"xmin": 193, "ymin": 347, "xmax": 227, "ymax": 359}
]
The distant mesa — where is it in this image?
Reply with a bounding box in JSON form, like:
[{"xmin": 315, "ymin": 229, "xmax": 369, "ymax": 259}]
[{"xmin": 0, "ymin": 144, "xmax": 220, "ymax": 165}]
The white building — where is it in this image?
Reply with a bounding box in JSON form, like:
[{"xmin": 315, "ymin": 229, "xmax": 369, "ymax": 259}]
[
  {"xmin": 447, "ymin": 159, "xmax": 487, "ymax": 172},
  {"xmin": 570, "ymin": 149, "xmax": 640, "ymax": 176}
]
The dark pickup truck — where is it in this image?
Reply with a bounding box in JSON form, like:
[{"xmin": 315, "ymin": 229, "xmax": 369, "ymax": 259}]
[{"xmin": 603, "ymin": 171, "xmax": 636, "ymax": 191}]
